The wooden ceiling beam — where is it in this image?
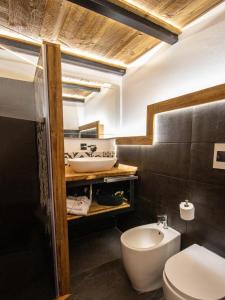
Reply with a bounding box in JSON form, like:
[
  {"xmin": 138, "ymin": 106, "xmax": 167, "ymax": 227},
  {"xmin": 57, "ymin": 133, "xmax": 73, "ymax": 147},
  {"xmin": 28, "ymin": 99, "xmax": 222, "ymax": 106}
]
[
  {"xmin": 0, "ymin": 34, "xmax": 126, "ymax": 75},
  {"xmin": 62, "ymin": 81, "xmax": 101, "ymax": 93},
  {"xmin": 68, "ymin": 0, "xmax": 178, "ymax": 44}
]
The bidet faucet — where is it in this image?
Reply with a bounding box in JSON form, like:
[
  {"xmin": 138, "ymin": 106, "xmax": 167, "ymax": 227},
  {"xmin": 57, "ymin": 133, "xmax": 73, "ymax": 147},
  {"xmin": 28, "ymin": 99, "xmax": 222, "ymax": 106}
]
[{"xmin": 157, "ymin": 214, "xmax": 168, "ymax": 229}]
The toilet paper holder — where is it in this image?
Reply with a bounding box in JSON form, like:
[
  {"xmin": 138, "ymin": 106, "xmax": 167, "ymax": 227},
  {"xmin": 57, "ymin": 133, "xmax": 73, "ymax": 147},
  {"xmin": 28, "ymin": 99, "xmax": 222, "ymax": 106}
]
[
  {"xmin": 184, "ymin": 199, "xmax": 189, "ymax": 207},
  {"xmin": 180, "ymin": 199, "xmax": 195, "ymax": 221}
]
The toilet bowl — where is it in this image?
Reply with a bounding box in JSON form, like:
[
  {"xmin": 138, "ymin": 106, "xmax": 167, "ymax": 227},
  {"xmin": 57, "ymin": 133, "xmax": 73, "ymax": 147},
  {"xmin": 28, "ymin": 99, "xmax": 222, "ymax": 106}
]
[
  {"xmin": 120, "ymin": 223, "xmax": 180, "ymax": 293},
  {"xmin": 163, "ymin": 244, "xmax": 225, "ymax": 300}
]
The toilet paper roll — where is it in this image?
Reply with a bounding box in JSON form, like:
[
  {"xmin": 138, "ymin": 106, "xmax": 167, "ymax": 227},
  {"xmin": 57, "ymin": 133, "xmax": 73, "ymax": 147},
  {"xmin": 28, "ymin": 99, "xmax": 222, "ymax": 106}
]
[{"xmin": 180, "ymin": 201, "xmax": 195, "ymax": 221}]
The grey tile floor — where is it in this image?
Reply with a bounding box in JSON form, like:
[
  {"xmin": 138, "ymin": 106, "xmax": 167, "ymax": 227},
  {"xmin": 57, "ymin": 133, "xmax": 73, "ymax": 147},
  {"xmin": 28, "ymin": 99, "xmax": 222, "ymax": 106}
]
[{"xmin": 69, "ymin": 228, "xmax": 164, "ymax": 300}]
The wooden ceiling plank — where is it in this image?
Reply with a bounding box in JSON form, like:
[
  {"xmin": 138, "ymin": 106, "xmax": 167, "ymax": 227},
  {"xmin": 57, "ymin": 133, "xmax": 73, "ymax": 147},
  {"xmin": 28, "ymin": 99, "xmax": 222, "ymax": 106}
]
[
  {"xmin": 91, "ymin": 21, "xmax": 138, "ymax": 59},
  {"xmin": 113, "ymin": 35, "xmax": 159, "ymax": 64},
  {"xmin": 0, "ymin": 0, "xmax": 8, "ymax": 25},
  {"xmin": 108, "ymin": 0, "xmax": 181, "ymax": 34},
  {"xmin": 59, "ymin": 4, "xmax": 154, "ymax": 63},
  {"xmin": 8, "ymin": 0, "xmax": 47, "ymax": 38},
  {"xmin": 126, "ymin": 0, "xmax": 224, "ymax": 28},
  {"xmin": 1, "ymin": 0, "xmax": 224, "ymax": 65},
  {"xmin": 68, "ymin": 0, "xmax": 178, "ymax": 44},
  {"xmin": 170, "ymin": 0, "xmax": 224, "ymax": 27},
  {"xmin": 40, "ymin": 0, "xmax": 67, "ymax": 40},
  {"xmin": 58, "ymin": 5, "xmax": 97, "ymax": 51},
  {"xmin": 106, "ymin": 30, "xmax": 141, "ymax": 58},
  {"xmin": 58, "ymin": 2, "xmax": 159, "ymax": 64},
  {"xmin": 58, "ymin": 4, "xmax": 121, "ymax": 58}
]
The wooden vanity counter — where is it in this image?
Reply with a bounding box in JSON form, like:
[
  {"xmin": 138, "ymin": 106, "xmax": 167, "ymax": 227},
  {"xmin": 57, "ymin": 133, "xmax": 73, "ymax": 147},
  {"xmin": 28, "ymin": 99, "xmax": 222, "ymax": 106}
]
[{"xmin": 65, "ymin": 164, "xmax": 137, "ymax": 182}]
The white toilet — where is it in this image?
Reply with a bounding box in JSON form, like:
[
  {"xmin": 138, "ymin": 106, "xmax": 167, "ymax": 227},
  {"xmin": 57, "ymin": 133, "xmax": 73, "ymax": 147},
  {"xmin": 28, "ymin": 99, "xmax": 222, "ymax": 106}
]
[{"xmin": 163, "ymin": 244, "xmax": 225, "ymax": 300}]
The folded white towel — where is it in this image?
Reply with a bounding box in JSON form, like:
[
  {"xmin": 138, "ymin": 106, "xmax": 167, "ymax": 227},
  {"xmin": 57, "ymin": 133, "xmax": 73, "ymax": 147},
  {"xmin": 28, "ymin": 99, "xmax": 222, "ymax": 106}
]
[{"xmin": 67, "ymin": 196, "xmax": 91, "ymax": 216}]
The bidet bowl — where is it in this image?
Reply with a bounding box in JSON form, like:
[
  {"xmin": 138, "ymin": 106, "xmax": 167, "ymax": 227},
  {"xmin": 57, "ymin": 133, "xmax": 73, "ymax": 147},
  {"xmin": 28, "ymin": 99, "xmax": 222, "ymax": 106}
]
[
  {"xmin": 68, "ymin": 157, "xmax": 117, "ymax": 172},
  {"xmin": 121, "ymin": 227, "xmax": 164, "ymax": 250},
  {"xmin": 120, "ymin": 223, "xmax": 181, "ymax": 293}
]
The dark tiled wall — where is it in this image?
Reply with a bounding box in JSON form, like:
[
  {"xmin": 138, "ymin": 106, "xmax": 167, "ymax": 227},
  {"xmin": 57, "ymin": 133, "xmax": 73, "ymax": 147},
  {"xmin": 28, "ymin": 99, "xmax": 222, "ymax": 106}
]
[
  {"xmin": 0, "ymin": 116, "xmax": 55, "ymax": 298},
  {"xmin": 118, "ymin": 101, "xmax": 225, "ymax": 257}
]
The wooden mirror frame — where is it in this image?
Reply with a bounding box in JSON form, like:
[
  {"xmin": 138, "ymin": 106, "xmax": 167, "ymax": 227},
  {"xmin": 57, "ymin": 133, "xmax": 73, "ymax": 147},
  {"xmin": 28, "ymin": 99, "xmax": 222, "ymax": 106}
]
[
  {"xmin": 79, "ymin": 121, "xmax": 104, "ymax": 138},
  {"xmin": 116, "ymin": 83, "xmax": 225, "ymax": 145}
]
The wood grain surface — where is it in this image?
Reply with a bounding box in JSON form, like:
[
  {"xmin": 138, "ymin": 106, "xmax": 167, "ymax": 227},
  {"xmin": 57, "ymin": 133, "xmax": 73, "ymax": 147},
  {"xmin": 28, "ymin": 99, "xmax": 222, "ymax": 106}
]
[
  {"xmin": 44, "ymin": 41, "xmax": 70, "ymax": 296},
  {"xmin": 0, "ymin": 0, "xmax": 223, "ymax": 64},
  {"xmin": 65, "ymin": 163, "xmax": 138, "ymax": 181},
  {"xmin": 67, "ymin": 200, "xmax": 130, "ymax": 221}
]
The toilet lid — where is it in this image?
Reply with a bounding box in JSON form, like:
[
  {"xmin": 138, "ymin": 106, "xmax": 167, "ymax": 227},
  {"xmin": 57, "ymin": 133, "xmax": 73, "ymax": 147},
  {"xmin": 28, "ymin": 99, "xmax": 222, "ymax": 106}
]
[{"xmin": 164, "ymin": 244, "xmax": 225, "ymax": 300}]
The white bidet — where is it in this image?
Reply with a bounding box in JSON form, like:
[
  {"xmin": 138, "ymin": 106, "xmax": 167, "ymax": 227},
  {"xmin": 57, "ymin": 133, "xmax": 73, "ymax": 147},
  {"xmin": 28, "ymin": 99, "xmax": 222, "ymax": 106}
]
[{"xmin": 120, "ymin": 223, "xmax": 180, "ymax": 293}]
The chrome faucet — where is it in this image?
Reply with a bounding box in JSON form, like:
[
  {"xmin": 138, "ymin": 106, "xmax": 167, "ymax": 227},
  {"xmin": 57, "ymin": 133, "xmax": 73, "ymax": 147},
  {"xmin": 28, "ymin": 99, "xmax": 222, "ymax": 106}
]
[
  {"xmin": 157, "ymin": 214, "xmax": 168, "ymax": 229},
  {"xmin": 88, "ymin": 145, "xmax": 97, "ymax": 157}
]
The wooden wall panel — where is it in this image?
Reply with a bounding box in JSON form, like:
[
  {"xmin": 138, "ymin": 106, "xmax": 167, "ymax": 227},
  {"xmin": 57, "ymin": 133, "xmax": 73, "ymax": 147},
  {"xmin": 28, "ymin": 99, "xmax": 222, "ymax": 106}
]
[{"xmin": 116, "ymin": 83, "xmax": 225, "ymax": 145}]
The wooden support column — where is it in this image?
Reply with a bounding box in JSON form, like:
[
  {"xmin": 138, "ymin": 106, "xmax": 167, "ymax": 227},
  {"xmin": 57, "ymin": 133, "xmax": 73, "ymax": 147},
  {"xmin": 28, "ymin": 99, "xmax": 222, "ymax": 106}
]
[{"xmin": 43, "ymin": 41, "xmax": 70, "ymax": 297}]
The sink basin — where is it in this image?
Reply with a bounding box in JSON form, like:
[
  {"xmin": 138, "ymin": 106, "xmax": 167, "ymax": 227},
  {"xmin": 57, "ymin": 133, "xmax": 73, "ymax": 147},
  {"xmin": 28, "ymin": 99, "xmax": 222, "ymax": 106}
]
[{"xmin": 68, "ymin": 157, "xmax": 117, "ymax": 173}]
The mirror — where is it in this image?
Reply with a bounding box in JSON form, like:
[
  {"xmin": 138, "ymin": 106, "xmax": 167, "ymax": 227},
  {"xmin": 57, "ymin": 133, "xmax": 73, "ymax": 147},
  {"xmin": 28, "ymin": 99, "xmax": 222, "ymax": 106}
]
[{"xmin": 62, "ymin": 60, "xmax": 122, "ymax": 139}]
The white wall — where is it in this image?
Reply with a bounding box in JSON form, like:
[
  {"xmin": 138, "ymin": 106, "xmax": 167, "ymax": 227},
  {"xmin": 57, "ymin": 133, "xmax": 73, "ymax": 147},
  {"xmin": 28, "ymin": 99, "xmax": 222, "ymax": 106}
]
[
  {"xmin": 64, "ymin": 138, "xmax": 116, "ymax": 153},
  {"xmin": 63, "ymin": 102, "xmax": 84, "ymax": 129},
  {"xmin": 121, "ymin": 2, "xmax": 225, "ymax": 136},
  {"xmin": 0, "ymin": 49, "xmax": 37, "ymax": 82},
  {"xmin": 62, "ymin": 62, "xmax": 122, "ymax": 135},
  {"xmin": 83, "ymin": 85, "xmax": 121, "ymax": 137}
]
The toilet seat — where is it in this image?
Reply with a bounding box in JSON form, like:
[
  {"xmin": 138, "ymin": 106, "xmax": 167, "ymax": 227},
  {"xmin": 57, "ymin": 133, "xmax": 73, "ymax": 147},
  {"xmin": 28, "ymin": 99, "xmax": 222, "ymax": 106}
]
[{"xmin": 164, "ymin": 244, "xmax": 225, "ymax": 300}]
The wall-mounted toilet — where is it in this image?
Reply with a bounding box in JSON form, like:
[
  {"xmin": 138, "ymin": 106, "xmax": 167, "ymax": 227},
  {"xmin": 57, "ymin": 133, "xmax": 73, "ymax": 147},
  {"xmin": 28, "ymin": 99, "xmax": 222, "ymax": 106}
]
[{"xmin": 163, "ymin": 244, "xmax": 225, "ymax": 300}]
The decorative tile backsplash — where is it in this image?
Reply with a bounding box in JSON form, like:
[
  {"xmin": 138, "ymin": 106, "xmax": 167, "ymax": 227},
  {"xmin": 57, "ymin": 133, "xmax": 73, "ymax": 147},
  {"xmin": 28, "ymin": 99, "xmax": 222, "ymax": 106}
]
[
  {"xmin": 64, "ymin": 138, "xmax": 117, "ymax": 165},
  {"xmin": 64, "ymin": 151, "xmax": 116, "ymax": 165}
]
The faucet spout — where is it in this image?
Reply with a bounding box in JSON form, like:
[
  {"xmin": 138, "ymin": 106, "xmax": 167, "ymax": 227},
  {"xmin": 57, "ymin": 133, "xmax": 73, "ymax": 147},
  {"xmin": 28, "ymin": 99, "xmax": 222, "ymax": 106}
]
[{"xmin": 157, "ymin": 214, "xmax": 168, "ymax": 229}]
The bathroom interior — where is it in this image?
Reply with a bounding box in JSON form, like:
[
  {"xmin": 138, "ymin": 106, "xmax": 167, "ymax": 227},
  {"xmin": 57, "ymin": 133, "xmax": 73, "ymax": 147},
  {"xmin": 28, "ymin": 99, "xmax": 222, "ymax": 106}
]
[{"xmin": 1, "ymin": 1, "xmax": 225, "ymax": 300}]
